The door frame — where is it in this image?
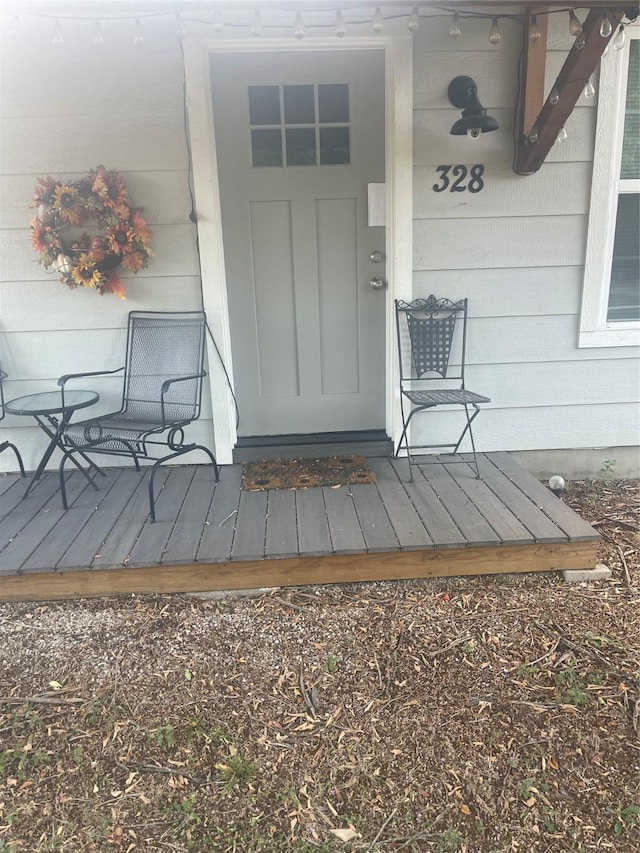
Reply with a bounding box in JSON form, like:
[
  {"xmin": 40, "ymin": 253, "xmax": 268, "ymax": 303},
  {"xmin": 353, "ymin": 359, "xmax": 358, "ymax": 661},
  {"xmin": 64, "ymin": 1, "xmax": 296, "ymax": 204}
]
[{"xmin": 184, "ymin": 35, "xmax": 413, "ymax": 464}]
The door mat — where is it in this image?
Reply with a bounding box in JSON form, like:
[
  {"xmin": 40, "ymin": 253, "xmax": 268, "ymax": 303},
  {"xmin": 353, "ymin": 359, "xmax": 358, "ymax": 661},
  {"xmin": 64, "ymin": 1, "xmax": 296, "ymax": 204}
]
[{"xmin": 242, "ymin": 455, "xmax": 376, "ymax": 491}]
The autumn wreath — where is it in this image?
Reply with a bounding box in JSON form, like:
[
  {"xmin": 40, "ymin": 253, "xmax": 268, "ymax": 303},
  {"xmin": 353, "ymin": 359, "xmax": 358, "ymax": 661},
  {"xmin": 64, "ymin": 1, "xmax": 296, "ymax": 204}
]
[{"xmin": 30, "ymin": 166, "xmax": 153, "ymax": 299}]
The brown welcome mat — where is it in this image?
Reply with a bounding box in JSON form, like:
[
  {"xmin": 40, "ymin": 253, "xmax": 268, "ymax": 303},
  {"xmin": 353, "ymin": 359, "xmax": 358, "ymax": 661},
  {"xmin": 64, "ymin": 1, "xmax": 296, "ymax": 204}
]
[{"xmin": 242, "ymin": 455, "xmax": 376, "ymax": 491}]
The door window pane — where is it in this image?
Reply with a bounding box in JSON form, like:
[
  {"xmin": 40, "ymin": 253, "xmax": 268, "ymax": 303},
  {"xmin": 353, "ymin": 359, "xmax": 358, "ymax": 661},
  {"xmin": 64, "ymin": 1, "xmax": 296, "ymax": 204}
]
[
  {"xmin": 320, "ymin": 127, "xmax": 350, "ymax": 165},
  {"xmin": 249, "ymin": 86, "xmax": 281, "ymax": 125},
  {"xmin": 251, "ymin": 129, "xmax": 283, "ymax": 167},
  {"xmin": 318, "ymin": 84, "xmax": 349, "ymax": 123},
  {"xmin": 286, "ymin": 128, "xmax": 316, "ymax": 165},
  {"xmin": 284, "ymin": 85, "xmax": 315, "ymax": 124},
  {"xmin": 607, "ymin": 193, "xmax": 640, "ymax": 321}
]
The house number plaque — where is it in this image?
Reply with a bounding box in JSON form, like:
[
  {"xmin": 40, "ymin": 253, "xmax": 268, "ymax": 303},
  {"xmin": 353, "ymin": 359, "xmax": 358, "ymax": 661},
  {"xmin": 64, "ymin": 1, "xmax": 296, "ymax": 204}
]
[{"xmin": 433, "ymin": 164, "xmax": 485, "ymax": 194}]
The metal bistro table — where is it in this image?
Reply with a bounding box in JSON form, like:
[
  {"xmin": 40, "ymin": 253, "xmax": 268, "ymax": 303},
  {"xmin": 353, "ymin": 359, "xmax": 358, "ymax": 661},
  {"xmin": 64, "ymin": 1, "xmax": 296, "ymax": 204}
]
[{"xmin": 4, "ymin": 389, "xmax": 103, "ymax": 500}]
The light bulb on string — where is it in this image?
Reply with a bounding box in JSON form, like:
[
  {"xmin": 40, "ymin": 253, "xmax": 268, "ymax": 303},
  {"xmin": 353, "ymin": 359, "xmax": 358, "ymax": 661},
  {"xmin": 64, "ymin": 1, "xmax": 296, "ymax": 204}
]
[
  {"xmin": 52, "ymin": 18, "xmax": 63, "ymax": 46},
  {"xmin": 407, "ymin": 7, "xmax": 420, "ymax": 33},
  {"xmin": 568, "ymin": 11, "xmax": 583, "ymax": 37},
  {"xmin": 372, "ymin": 8, "xmax": 384, "ymax": 34},
  {"xmin": 528, "ymin": 128, "xmax": 539, "ymax": 144},
  {"xmin": 133, "ymin": 18, "xmax": 145, "ymax": 46},
  {"xmin": 549, "ymin": 89, "xmax": 560, "ymax": 105},
  {"xmin": 93, "ymin": 20, "xmax": 105, "ymax": 46},
  {"xmin": 583, "ymin": 78, "xmax": 596, "ymax": 99},
  {"xmin": 293, "ymin": 12, "xmax": 305, "ymax": 40},
  {"xmin": 175, "ymin": 13, "xmax": 187, "ymax": 39},
  {"xmin": 488, "ymin": 18, "xmax": 502, "ymax": 45},
  {"xmin": 449, "ymin": 13, "xmax": 461, "ymax": 39},
  {"xmin": 600, "ymin": 16, "xmax": 613, "ymax": 39},
  {"xmin": 214, "ymin": 9, "xmax": 224, "ymax": 35},
  {"xmin": 575, "ymin": 33, "xmax": 586, "ymax": 50},
  {"xmin": 250, "ymin": 10, "xmax": 263, "ymax": 37},
  {"xmin": 335, "ymin": 10, "xmax": 346, "ymax": 38},
  {"xmin": 556, "ymin": 127, "xmax": 568, "ymax": 144},
  {"xmin": 529, "ymin": 15, "xmax": 542, "ymax": 43},
  {"xmin": 613, "ymin": 26, "xmax": 627, "ymax": 51}
]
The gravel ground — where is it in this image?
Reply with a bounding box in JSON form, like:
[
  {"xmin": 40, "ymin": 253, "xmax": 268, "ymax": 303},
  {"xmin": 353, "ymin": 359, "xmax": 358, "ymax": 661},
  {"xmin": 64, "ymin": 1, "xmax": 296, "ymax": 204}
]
[{"xmin": 0, "ymin": 477, "xmax": 638, "ymax": 852}]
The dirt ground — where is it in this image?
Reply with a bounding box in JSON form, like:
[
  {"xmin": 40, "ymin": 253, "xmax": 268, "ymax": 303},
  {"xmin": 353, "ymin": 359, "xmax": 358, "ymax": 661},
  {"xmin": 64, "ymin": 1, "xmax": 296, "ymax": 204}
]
[{"xmin": 0, "ymin": 477, "xmax": 638, "ymax": 852}]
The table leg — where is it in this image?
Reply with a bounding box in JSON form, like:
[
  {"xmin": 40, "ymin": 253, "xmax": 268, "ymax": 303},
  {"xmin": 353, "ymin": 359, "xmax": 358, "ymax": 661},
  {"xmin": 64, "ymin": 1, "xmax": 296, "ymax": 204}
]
[{"xmin": 21, "ymin": 414, "xmax": 102, "ymax": 500}]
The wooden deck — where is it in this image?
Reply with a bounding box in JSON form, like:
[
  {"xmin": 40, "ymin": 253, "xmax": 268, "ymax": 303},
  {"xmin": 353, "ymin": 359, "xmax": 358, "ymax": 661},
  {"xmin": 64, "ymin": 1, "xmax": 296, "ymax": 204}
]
[{"xmin": 0, "ymin": 452, "xmax": 599, "ymax": 602}]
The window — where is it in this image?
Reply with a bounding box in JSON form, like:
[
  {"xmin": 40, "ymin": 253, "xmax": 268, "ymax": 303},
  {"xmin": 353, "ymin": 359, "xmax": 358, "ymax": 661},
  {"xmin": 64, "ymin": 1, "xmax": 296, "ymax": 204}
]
[
  {"xmin": 248, "ymin": 83, "xmax": 350, "ymax": 168},
  {"xmin": 580, "ymin": 26, "xmax": 640, "ymax": 347}
]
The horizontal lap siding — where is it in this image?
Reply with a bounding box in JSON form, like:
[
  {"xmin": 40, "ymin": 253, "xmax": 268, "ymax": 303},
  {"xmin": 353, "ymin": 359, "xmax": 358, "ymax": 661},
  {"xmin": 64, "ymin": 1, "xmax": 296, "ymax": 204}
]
[
  {"xmin": 410, "ymin": 13, "xmax": 639, "ymax": 453},
  {"xmin": 0, "ymin": 22, "xmax": 212, "ymax": 472}
]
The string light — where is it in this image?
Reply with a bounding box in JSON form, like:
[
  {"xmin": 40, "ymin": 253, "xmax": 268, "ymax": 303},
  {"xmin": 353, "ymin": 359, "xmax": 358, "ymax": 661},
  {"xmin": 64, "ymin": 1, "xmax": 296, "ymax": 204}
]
[
  {"xmin": 599, "ymin": 16, "xmax": 613, "ymax": 38},
  {"xmin": 175, "ymin": 13, "xmax": 187, "ymax": 39},
  {"xmin": 575, "ymin": 33, "xmax": 586, "ymax": 50},
  {"xmin": 549, "ymin": 89, "xmax": 560, "ymax": 105},
  {"xmin": 583, "ymin": 78, "xmax": 596, "ymax": 99},
  {"xmin": 372, "ymin": 8, "xmax": 384, "ymax": 34},
  {"xmin": 613, "ymin": 26, "xmax": 627, "ymax": 50},
  {"xmin": 133, "ymin": 18, "xmax": 145, "ymax": 46},
  {"xmin": 250, "ymin": 10, "xmax": 263, "ymax": 37},
  {"xmin": 488, "ymin": 18, "xmax": 502, "ymax": 45},
  {"xmin": 528, "ymin": 128, "xmax": 539, "ymax": 144},
  {"xmin": 568, "ymin": 11, "xmax": 583, "ymax": 37},
  {"xmin": 556, "ymin": 127, "xmax": 568, "ymax": 144},
  {"xmin": 407, "ymin": 7, "xmax": 420, "ymax": 33},
  {"xmin": 529, "ymin": 15, "xmax": 542, "ymax": 43},
  {"xmin": 334, "ymin": 10, "xmax": 346, "ymax": 38},
  {"xmin": 293, "ymin": 11, "xmax": 305, "ymax": 40},
  {"xmin": 93, "ymin": 20, "xmax": 105, "ymax": 46},
  {"xmin": 449, "ymin": 13, "xmax": 461, "ymax": 39},
  {"xmin": 52, "ymin": 18, "xmax": 63, "ymax": 46}
]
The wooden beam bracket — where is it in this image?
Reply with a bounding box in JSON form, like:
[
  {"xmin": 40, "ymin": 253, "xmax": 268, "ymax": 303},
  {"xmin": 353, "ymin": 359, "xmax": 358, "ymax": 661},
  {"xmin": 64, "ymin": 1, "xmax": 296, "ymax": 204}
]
[{"xmin": 514, "ymin": 6, "xmax": 628, "ymax": 175}]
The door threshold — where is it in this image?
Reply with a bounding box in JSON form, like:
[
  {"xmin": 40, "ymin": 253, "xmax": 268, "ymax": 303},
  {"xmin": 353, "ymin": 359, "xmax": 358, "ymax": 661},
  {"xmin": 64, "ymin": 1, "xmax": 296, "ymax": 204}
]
[{"xmin": 233, "ymin": 430, "xmax": 393, "ymax": 463}]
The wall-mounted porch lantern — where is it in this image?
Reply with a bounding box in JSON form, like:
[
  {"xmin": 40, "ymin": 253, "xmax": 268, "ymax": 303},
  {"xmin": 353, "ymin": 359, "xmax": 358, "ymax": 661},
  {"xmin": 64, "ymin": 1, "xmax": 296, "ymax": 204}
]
[{"xmin": 447, "ymin": 75, "xmax": 499, "ymax": 138}]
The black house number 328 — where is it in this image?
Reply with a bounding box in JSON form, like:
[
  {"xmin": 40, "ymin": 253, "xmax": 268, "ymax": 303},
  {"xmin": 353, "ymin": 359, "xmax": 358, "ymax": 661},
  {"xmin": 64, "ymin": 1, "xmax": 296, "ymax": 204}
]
[{"xmin": 433, "ymin": 164, "xmax": 485, "ymax": 194}]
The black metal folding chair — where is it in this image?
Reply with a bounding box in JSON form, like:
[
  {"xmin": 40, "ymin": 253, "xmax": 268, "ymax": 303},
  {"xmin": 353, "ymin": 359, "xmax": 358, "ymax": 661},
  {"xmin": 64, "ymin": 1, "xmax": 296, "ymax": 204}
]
[
  {"xmin": 0, "ymin": 368, "xmax": 26, "ymax": 476},
  {"xmin": 395, "ymin": 296, "xmax": 490, "ymax": 481},
  {"xmin": 58, "ymin": 311, "xmax": 219, "ymax": 522}
]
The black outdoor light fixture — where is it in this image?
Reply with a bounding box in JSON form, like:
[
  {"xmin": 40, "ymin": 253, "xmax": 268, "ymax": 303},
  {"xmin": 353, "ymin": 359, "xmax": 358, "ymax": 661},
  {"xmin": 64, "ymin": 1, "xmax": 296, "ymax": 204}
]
[{"xmin": 448, "ymin": 75, "xmax": 499, "ymax": 138}]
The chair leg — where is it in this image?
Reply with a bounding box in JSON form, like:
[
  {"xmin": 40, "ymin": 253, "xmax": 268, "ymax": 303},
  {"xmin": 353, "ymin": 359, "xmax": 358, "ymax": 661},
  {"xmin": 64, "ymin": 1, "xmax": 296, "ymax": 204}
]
[
  {"xmin": 1, "ymin": 442, "xmax": 25, "ymax": 477},
  {"xmin": 458, "ymin": 404, "xmax": 482, "ymax": 479},
  {"xmin": 148, "ymin": 445, "xmax": 219, "ymax": 523},
  {"xmin": 396, "ymin": 398, "xmax": 415, "ymax": 481}
]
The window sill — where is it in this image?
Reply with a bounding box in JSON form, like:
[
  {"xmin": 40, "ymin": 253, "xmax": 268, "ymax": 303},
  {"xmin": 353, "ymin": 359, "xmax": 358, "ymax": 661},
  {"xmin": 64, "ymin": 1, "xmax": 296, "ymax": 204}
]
[{"xmin": 579, "ymin": 324, "xmax": 640, "ymax": 348}]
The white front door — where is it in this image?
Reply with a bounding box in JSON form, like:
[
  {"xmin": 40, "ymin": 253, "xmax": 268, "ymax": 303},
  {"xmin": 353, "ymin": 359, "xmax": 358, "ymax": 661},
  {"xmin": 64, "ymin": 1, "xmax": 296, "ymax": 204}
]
[{"xmin": 210, "ymin": 49, "xmax": 386, "ymax": 437}]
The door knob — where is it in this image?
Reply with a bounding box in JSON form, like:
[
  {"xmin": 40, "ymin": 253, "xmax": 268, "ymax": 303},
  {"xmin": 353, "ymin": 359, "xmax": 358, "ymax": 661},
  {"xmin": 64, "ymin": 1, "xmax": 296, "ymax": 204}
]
[
  {"xmin": 370, "ymin": 250, "xmax": 385, "ymax": 263},
  {"xmin": 369, "ymin": 276, "xmax": 386, "ymax": 290}
]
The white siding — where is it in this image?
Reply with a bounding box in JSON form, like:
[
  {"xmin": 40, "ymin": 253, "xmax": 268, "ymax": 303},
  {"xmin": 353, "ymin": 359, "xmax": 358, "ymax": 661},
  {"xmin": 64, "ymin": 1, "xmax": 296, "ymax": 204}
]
[
  {"xmin": 0, "ymin": 9, "xmax": 638, "ymax": 473},
  {"xmin": 409, "ymin": 12, "xmax": 639, "ymax": 454},
  {"xmin": 0, "ymin": 18, "xmax": 209, "ymax": 472}
]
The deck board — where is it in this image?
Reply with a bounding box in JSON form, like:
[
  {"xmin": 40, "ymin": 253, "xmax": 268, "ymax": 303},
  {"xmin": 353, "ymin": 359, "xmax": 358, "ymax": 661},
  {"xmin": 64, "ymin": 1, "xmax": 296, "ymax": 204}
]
[
  {"xmin": 441, "ymin": 459, "xmax": 535, "ymax": 546},
  {"xmin": 368, "ymin": 458, "xmax": 433, "ymax": 550},
  {"xmin": 197, "ymin": 465, "xmax": 241, "ymax": 563},
  {"xmin": 0, "ymin": 453, "xmax": 601, "ymax": 599},
  {"xmin": 57, "ymin": 469, "xmax": 144, "ymax": 569},
  {"xmin": 322, "ymin": 485, "xmax": 367, "ymax": 554},
  {"xmin": 296, "ymin": 488, "xmax": 332, "ymax": 556}
]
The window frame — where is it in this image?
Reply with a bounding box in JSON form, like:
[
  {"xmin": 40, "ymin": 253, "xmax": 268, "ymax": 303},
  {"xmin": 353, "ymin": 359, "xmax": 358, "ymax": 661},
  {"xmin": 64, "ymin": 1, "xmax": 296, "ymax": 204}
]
[{"xmin": 579, "ymin": 24, "xmax": 639, "ymax": 348}]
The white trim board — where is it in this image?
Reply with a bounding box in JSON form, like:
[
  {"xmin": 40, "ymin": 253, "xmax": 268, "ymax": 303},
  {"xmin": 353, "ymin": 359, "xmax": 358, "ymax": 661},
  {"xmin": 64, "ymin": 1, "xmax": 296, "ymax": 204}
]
[
  {"xmin": 580, "ymin": 24, "xmax": 639, "ymax": 348},
  {"xmin": 183, "ymin": 36, "xmax": 413, "ymax": 463}
]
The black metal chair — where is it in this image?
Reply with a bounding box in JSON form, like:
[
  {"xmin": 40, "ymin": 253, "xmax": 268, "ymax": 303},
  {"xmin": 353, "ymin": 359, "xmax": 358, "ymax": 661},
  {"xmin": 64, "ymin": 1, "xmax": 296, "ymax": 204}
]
[
  {"xmin": 57, "ymin": 310, "xmax": 219, "ymax": 522},
  {"xmin": 395, "ymin": 296, "xmax": 490, "ymax": 481},
  {"xmin": 0, "ymin": 368, "xmax": 26, "ymax": 476}
]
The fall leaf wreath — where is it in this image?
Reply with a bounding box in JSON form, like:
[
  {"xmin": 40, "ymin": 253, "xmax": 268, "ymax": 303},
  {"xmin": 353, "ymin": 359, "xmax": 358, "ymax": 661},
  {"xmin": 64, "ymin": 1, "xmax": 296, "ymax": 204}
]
[{"xmin": 30, "ymin": 166, "xmax": 153, "ymax": 299}]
